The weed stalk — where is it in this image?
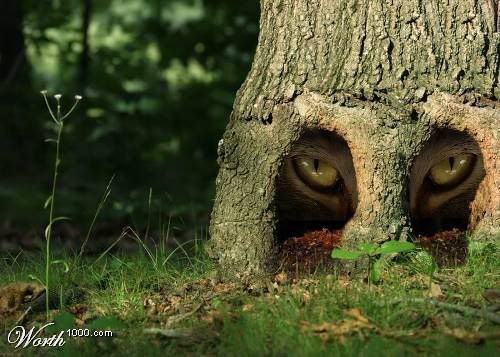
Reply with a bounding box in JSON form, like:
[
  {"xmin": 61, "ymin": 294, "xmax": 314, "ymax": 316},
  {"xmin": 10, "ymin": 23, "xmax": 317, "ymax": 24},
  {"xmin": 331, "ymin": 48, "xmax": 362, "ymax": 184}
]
[{"xmin": 41, "ymin": 91, "xmax": 81, "ymax": 320}]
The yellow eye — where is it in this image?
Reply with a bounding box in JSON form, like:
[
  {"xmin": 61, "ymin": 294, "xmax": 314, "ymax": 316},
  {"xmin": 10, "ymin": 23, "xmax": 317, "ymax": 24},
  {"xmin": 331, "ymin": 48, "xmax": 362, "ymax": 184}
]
[
  {"xmin": 429, "ymin": 154, "xmax": 475, "ymax": 187},
  {"xmin": 293, "ymin": 157, "xmax": 339, "ymax": 190}
]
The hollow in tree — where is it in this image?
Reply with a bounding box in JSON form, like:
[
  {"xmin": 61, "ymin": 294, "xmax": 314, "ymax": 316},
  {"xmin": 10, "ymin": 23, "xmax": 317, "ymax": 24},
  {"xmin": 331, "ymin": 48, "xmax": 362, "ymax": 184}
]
[{"xmin": 209, "ymin": 0, "xmax": 500, "ymax": 278}]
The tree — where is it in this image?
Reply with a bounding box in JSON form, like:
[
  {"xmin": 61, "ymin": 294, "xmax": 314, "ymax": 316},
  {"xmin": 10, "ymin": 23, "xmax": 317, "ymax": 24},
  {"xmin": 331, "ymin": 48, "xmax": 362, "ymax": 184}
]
[
  {"xmin": 79, "ymin": 0, "xmax": 92, "ymax": 89},
  {"xmin": 209, "ymin": 0, "xmax": 500, "ymax": 278},
  {"xmin": 0, "ymin": 0, "xmax": 41, "ymax": 178},
  {"xmin": 0, "ymin": 0, "xmax": 28, "ymax": 86}
]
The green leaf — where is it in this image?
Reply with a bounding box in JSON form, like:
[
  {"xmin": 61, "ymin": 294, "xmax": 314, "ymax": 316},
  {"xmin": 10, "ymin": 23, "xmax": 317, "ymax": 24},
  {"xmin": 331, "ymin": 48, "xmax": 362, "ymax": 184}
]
[
  {"xmin": 46, "ymin": 311, "xmax": 75, "ymax": 333},
  {"xmin": 27, "ymin": 274, "xmax": 44, "ymax": 286},
  {"xmin": 51, "ymin": 259, "xmax": 70, "ymax": 273},
  {"xmin": 44, "ymin": 196, "xmax": 53, "ymax": 209},
  {"xmin": 376, "ymin": 241, "xmax": 416, "ymax": 255},
  {"xmin": 45, "ymin": 217, "xmax": 71, "ymax": 239},
  {"xmin": 331, "ymin": 249, "xmax": 363, "ymax": 260},
  {"xmin": 212, "ymin": 297, "xmax": 221, "ymax": 308},
  {"xmin": 370, "ymin": 259, "xmax": 384, "ymax": 284},
  {"xmin": 357, "ymin": 243, "xmax": 378, "ymax": 255},
  {"xmin": 409, "ymin": 250, "xmax": 437, "ymax": 275}
]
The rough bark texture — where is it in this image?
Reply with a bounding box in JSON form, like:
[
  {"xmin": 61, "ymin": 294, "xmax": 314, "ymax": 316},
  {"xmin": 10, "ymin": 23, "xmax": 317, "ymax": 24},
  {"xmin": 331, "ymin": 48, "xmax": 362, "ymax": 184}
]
[{"xmin": 209, "ymin": 0, "xmax": 500, "ymax": 278}]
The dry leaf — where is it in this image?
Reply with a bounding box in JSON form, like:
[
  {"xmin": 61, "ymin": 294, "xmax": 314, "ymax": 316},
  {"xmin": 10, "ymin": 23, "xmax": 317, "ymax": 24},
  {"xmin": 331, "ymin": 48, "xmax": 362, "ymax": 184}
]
[
  {"xmin": 95, "ymin": 306, "xmax": 107, "ymax": 316},
  {"xmin": 68, "ymin": 304, "xmax": 88, "ymax": 319},
  {"xmin": 302, "ymin": 308, "xmax": 374, "ymax": 342},
  {"xmin": 303, "ymin": 319, "xmax": 373, "ymax": 341},
  {"xmin": 302, "ymin": 290, "xmax": 311, "ymax": 304},
  {"xmin": 274, "ymin": 272, "xmax": 288, "ymax": 284},
  {"xmin": 201, "ymin": 310, "xmax": 221, "ymax": 324},
  {"xmin": 343, "ymin": 308, "xmax": 370, "ymax": 324},
  {"xmin": 242, "ymin": 304, "xmax": 254, "ymax": 312},
  {"xmin": 429, "ymin": 283, "xmax": 444, "ymax": 299}
]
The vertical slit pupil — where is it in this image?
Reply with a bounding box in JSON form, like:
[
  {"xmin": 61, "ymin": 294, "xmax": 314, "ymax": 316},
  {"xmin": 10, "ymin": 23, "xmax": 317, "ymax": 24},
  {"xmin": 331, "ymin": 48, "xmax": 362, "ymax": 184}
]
[
  {"xmin": 313, "ymin": 159, "xmax": 319, "ymax": 172},
  {"xmin": 448, "ymin": 157, "xmax": 455, "ymax": 171}
]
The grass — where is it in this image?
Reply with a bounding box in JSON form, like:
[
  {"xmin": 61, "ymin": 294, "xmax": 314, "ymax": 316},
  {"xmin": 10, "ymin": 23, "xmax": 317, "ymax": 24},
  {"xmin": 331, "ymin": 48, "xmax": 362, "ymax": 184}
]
[{"xmin": 0, "ymin": 236, "xmax": 499, "ymax": 356}]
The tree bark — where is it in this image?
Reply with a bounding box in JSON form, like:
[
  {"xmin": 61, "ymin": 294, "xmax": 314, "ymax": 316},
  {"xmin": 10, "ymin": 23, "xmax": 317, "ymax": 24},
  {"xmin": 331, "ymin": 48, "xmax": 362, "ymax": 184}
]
[
  {"xmin": 209, "ymin": 0, "xmax": 500, "ymax": 278},
  {"xmin": 496, "ymin": 0, "xmax": 499, "ymax": 32}
]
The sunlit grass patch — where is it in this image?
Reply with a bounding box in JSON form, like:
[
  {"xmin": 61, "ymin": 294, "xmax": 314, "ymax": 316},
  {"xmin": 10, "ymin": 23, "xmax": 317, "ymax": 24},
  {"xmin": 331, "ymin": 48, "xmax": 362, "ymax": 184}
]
[{"xmin": 0, "ymin": 239, "xmax": 498, "ymax": 356}]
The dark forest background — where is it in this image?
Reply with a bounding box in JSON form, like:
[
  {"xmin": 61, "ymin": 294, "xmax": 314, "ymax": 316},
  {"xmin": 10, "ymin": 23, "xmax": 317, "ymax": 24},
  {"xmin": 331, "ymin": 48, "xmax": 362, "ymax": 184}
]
[{"xmin": 0, "ymin": 0, "xmax": 259, "ymax": 240}]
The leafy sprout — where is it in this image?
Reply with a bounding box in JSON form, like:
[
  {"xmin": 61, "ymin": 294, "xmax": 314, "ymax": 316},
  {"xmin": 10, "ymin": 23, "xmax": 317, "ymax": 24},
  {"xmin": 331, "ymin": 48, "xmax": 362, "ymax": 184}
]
[{"xmin": 331, "ymin": 240, "xmax": 416, "ymax": 285}]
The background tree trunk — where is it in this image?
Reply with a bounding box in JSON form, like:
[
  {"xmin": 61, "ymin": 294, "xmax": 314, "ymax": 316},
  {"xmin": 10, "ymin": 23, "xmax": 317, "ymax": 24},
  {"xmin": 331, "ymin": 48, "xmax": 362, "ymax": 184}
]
[
  {"xmin": 209, "ymin": 0, "xmax": 500, "ymax": 278},
  {"xmin": 0, "ymin": 0, "xmax": 28, "ymax": 87},
  {"xmin": 79, "ymin": 0, "xmax": 92, "ymax": 90},
  {"xmin": 0, "ymin": 0, "xmax": 40, "ymax": 177}
]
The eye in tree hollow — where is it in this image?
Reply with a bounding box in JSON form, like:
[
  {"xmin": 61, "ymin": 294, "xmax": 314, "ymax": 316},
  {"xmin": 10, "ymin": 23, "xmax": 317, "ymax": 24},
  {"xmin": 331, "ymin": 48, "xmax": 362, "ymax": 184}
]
[{"xmin": 209, "ymin": 0, "xmax": 500, "ymax": 279}]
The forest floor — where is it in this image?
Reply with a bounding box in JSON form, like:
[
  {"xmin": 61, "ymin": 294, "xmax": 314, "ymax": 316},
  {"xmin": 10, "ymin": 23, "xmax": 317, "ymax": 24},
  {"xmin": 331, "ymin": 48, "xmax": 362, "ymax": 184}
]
[{"xmin": 0, "ymin": 234, "xmax": 499, "ymax": 356}]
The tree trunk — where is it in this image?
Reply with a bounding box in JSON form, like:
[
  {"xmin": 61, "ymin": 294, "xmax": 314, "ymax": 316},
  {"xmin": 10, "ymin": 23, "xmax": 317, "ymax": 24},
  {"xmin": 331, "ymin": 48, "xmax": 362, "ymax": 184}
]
[
  {"xmin": 79, "ymin": 0, "xmax": 92, "ymax": 90},
  {"xmin": 0, "ymin": 0, "xmax": 40, "ymax": 176},
  {"xmin": 0, "ymin": 0, "xmax": 28, "ymax": 86},
  {"xmin": 209, "ymin": 0, "xmax": 500, "ymax": 278}
]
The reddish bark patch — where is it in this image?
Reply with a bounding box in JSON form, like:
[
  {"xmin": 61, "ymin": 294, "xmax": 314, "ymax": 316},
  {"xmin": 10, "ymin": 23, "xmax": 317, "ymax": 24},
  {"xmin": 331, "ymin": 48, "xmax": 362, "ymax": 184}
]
[
  {"xmin": 417, "ymin": 229, "xmax": 468, "ymax": 267},
  {"xmin": 279, "ymin": 229, "xmax": 342, "ymax": 274}
]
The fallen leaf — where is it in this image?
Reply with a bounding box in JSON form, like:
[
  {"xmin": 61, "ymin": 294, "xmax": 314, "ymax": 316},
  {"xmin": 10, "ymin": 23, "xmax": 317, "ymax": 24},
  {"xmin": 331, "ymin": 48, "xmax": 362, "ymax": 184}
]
[
  {"xmin": 143, "ymin": 298, "xmax": 155, "ymax": 309},
  {"xmin": 95, "ymin": 306, "xmax": 107, "ymax": 316},
  {"xmin": 67, "ymin": 304, "xmax": 88, "ymax": 321},
  {"xmin": 429, "ymin": 283, "xmax": 444, "ymax": 299},
  {"xmin": 302, "ymin": 290, "xmax": 310, "ymax": 304},
  {"xmin": 242, "ymin": 304, "xmax": 254, "ymax": 312},
  {"xmin": 274, "ymin": 272, "xmax": 288, "ymax": 284},
  {"xmin": 301, "ymin": 309, "xmax": 374, "ymax": 342},
  {"xmin": 201, "ymin": 310, "xmax": 220, "ymax": 324},
  {"xmin": 343, "ymin": 308, "xmax": 370, "ymax": 324}
]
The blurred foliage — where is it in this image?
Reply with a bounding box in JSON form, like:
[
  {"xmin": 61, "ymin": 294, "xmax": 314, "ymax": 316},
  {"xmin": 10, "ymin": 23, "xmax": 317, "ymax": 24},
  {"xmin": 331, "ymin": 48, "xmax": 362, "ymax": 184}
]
[{"xmin": 0, "ymin": 0, "xmax": 259, "ymax": 231}]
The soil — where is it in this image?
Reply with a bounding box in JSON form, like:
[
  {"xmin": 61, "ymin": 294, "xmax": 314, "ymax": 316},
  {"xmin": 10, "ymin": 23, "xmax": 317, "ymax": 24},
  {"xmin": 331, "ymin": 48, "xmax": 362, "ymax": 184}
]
[
  {"xmin": 279, "ymin": 229, "xmax": 343, "ymax": 274},
  {"xmin": 279, "ymin": 227, "xmax": 469, "ymax": 273},
  {"xmin": 416, "ymin": 228, "xmax": 468, "ymax": 267}
]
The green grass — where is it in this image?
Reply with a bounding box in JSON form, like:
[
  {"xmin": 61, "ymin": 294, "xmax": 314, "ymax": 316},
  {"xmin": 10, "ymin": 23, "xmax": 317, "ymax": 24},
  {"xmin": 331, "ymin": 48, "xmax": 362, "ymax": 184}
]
[{"xmin": 0, "ymin": 239, "xmax": 499, "ymax": 356}]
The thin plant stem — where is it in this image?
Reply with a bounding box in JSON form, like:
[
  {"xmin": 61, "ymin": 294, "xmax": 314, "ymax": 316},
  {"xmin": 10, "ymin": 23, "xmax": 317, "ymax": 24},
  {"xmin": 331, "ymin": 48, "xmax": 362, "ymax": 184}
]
[
  {"xmin": 41, "ymin": 92, "xmax": 57, "ymax": 123},
  {"xmin": 145, "ymin": 187, "xmax": 153, "ymax": 240},
  {"xmin": 367, "ymin": 256, "xmax": 372, "ymax": 288},
  {"xmin": 45, "ymin": 119, "xmax": 64, "ymax": 320},
  {"xmin": 41, "ymin": 91, "xmax": 81, "ymax": 321},
  {"xmin": 78, "ymin": 174, "xmax": 115, "ymax": 260},
  {"xmin": 61, "ymin": 98, "xmax": 81, "ymax": 120}
]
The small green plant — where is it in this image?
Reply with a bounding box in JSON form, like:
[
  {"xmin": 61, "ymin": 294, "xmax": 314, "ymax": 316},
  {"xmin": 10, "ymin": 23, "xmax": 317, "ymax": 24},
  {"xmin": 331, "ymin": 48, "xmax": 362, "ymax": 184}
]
[
  {"xmin": 77, "ymin": 174, "xmax": 115, "ymax": 261},
  {"xmin": 408, "ymin": 249, "xmax": 438, "ymax": 292},
  {"xmin": 331, "ymin": 240, "xmax": 416, "ymax": 285},
  {"xmin": 40, "ymin": 90, "xmax": 82, "ymax": 320}
]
